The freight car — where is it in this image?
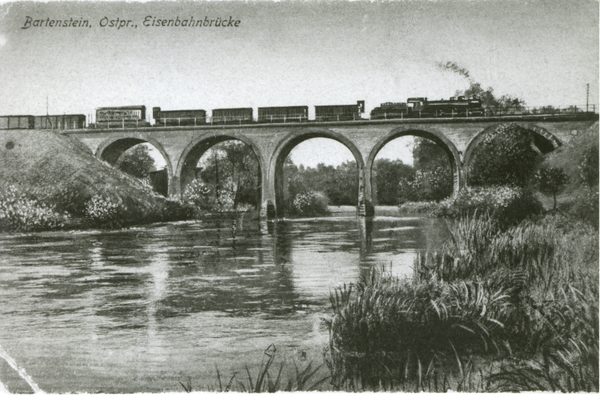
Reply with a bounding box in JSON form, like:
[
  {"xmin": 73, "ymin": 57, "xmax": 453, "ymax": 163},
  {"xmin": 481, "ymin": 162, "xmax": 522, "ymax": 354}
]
[
  {"xmin": 211, "ymin": 107, "xmax": 253, "ymax": 125},
  {"xmin": 0, "ymin": 115, "xmax": 35, "ymax": 129},
  {"xmin": 257, "ymin": 106, "xmax": 309, "ymax": 123},
  {"xmin": 315, "ymin": 101, "xmax": 365, "ymax": 122},
  {"xmin": 34, "ymin": 114, "xmax": 86, "ymax": 129},
  {"xmin": 153, "ymin": 107, "xmax": 206, "ymax": 126},
  {"xmin": 95, "ymin": 105, "xmax": 148, "ymax": 128}
]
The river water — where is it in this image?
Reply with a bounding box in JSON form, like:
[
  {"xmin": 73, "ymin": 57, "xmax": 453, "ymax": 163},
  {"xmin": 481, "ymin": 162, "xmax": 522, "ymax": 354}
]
[{"xmin": 0, "ymin": 208, "xmax": 449, "ymax": 393}]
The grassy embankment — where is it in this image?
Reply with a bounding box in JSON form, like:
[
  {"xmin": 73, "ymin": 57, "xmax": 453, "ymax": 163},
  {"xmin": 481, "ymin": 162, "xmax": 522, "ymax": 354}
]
[{"xmin": 0, "ymin": 129, "xmax": 194, "ymax": 232}]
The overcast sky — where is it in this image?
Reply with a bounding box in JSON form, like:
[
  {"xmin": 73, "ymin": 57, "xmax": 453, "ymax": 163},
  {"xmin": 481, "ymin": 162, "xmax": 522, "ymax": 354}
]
[{"xmin": 1, "ymin": 0, "xmax": 598, "ymax": 166}]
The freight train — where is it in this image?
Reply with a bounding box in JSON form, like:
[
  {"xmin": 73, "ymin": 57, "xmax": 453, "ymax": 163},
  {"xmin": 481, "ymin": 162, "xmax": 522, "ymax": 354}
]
[{"xmin": 2, "ymin": 96, "xmax": 490, "ymax": 130}]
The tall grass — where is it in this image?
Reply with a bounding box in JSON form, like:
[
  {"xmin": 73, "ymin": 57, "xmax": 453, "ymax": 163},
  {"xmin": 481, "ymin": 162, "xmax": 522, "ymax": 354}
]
[
  {"xmin": 205, "ymin": 345, "xmax": 330, "ymax": 393},
  {"xmin": 326, "ymin": 214, "xmax": 598, "ymax": 392}
]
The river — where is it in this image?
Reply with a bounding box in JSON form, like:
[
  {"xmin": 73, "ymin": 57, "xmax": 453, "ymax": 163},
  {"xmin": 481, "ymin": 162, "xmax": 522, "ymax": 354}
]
[{"xmin": 0, "ymin": 208, "xmax": 449, "ymax": 393}]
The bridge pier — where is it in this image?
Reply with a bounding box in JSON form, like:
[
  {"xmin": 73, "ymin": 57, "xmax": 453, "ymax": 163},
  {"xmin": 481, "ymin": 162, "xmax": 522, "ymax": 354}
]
[
  {"xmin": 168, "ymin": 175, "xmax": 180, "ymax": 198},
  {"xmin": 358, "ymin": 164, "xmax": 375, "ymax": 217}
]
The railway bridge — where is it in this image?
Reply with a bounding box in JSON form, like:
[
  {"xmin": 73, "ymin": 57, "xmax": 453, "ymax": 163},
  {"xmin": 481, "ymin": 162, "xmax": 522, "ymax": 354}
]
[{"xmin": 64, "ymin": 114, "xmax": 598, "ymax": 218}]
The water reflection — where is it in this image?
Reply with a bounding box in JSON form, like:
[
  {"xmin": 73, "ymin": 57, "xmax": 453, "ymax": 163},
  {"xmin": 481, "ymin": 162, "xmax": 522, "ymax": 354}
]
[{"xmin": 0, "ymin": 212, "xmax": 449, "ymax": 392}]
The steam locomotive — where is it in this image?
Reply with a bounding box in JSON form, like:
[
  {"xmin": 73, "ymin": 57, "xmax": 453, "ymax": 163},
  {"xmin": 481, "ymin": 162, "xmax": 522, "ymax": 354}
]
[{"xmin": 370, "ymin": 96, "xmax": 483, "ymax": 119}]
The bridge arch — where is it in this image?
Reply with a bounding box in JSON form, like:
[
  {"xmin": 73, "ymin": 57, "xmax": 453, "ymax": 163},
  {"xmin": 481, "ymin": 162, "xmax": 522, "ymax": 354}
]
[
  {"xmin": 95, "ymin": 135, "xmax": 174, "ymax": 194},
  {"xmin": 269, "ymin": 128, "xmax": 365, "ymax": 218},
  {"xmin": 463, "ymin": 123, "xmax": 562, "ymax": 185},
  {"xmin": 175, "ymin": 133, "xmax": 266, "ymax": 203},
  {"xmin": 366, "ymin": 127, "xmax": 462, "ymax": 196}
]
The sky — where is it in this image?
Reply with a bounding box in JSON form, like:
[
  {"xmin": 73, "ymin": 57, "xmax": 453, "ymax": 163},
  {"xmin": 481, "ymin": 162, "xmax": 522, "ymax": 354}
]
[{"xmin": 0, "ymin": 0, "xmax": 598, "ymax": 167}]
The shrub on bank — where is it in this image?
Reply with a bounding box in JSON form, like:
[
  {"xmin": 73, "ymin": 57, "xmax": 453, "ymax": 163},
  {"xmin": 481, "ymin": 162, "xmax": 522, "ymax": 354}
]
[
  {"xmin": 436, "ymin": 186, "xmax": 542, "ymax": 226},
  {"xmin": 183, "ymin": 178, "xmax": 254, "ymax": 212},
  {"xmin": 84, "ymin": 195, "xmax": 122, "ymax": 224},
  {"xmin": 292, "ymin": 191, "xmax": 330, "ymax": 217},
  {"xmin": 0, "ymin": 185, "xmax": 66, "ymax": 232}
]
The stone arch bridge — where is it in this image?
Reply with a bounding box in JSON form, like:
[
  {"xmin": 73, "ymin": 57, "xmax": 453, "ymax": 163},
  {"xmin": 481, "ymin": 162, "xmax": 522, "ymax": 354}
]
[{"xmin": 64, "ymin": 114, "xmax": 598, "ymax": 218}]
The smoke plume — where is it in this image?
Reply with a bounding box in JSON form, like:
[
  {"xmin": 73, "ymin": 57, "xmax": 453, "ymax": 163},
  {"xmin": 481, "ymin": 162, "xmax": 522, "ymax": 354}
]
[{"xmin": 436, "ymin": 61, "xmax": 473, "ymax": 82}]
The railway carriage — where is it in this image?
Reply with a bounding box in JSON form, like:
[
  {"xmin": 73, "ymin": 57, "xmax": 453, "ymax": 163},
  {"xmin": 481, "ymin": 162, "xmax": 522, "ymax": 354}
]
[
  {"xmin": 211, "ymin": 108, "xmax": 253, "ymax": 125},
  {"xmin": 34, "ymin": 115, "xmax": 86, "ymax": 130},
  {"xmin": 95, "ymin": 105, "xmax": 147, "ymax": 128},
  {"xmin": 153, "ymin": 107, "xmax": 206, "ymax": 126},
  {"xmin": 257, "ymin": 106, "xmax": 308, "ymax": 123},
  {"xmin": 0, "ymin": 115, "xmax": 35, "ymax": 129}
]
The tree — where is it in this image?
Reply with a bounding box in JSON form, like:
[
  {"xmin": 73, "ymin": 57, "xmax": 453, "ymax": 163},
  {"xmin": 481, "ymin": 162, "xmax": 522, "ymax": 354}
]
[
  {"xmin": 456, "ymin": 82, "xmax": 525, "ymax": 114},
  {"xmin": 117, "ymin": 144, "xmax": 156, "ymax": 179},
  {"xmin": 284, "ymin": 159, "xmax": 358, "ymax": 207},
  {"xmin": 374, "ymin": 159, "xmax": 414, "ymax": 205},
  {"xmin": 395, "ymin": 139, "xmax": 453, "ymax": 203},
  {"xmin": 198, "ymin": 141, "xmax": 260, "ymax": 210},
  {"xmin": 535, "ymin": 165, "xmax": 568, "ymax": 210},
  {"xmin": 413, "ymin": 138, "xmax": 449, "ymax": 171},
  {"xmin": 469, "ymin": 123, "xmax": 542, "ymax": 188}
]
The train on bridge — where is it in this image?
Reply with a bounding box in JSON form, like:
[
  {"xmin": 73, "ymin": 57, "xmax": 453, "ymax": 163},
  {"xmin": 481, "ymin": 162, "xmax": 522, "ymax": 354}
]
[{"xmin": 1, "ymin": 96, "xmax": 594, "ymax": 130}]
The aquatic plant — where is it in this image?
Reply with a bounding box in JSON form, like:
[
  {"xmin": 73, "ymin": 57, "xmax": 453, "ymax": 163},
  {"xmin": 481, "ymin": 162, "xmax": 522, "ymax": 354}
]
[{"xmin": 324, "ymin": 268, "xmax": 516, "ymax": 391}]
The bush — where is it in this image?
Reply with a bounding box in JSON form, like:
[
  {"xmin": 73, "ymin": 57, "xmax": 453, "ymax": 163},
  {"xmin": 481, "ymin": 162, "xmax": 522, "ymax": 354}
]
[
  {"xmin": 0, "ymin": 185, "xmax": 66, "ymax": 232},
  {"xmin": 84, "ymin": 195, "xmax": 123, "ymax": 224},
  {"xmin": 559, "ymin": 191, "xmax": 599, "ymax": 229},
  {"xmin": 437, "ymin": 186, "xmax": 542, "ymax": 226},
  {"xmin": 469, "ymin": 123, "xmax": 542, "ymax": 187},
  {"xmin": 183, "ymin": 178, "xmax": 246, "ymax": 212},
  {"xmin": 292, "ymin": 191, "xmax": 330, "ymax": 217},
  {"xmin": 397, "ymin": 166, "xmax": 453, "ymax": 203},
  {"xmin": 183, "ymin": 179, "xmax": 213, "ymax": 210}
]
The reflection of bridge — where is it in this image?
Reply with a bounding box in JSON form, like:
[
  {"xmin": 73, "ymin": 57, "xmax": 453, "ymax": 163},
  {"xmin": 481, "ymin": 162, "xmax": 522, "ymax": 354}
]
[{"xmin": 64, "ymin": 114, "xmax": 598, "ymax": 218}]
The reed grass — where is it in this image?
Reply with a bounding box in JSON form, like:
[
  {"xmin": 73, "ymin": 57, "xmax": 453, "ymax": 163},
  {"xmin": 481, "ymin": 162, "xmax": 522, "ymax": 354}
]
[
  {"xmin": 211, "ymin": 344, "xmax": 330, "ymax": 393},
  {"xmin": 326, "ymin": 213, "xmax": 598, "ymax": 392}
]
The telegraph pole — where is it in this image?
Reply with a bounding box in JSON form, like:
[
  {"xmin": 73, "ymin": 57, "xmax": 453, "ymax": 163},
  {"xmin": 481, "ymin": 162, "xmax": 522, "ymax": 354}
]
[{"xmin": 586, "ymin": 83, "xmax": 589, "ymax": 112}]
